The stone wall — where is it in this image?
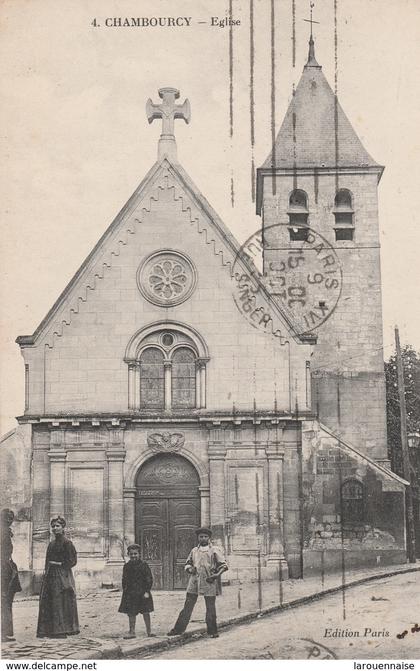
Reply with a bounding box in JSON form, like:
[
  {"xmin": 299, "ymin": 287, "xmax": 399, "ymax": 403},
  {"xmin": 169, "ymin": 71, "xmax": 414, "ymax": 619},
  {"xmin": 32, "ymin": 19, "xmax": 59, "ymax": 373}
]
[{"xmin": 301, "ymin": 420, "xmax": 406, "ymax": 574}]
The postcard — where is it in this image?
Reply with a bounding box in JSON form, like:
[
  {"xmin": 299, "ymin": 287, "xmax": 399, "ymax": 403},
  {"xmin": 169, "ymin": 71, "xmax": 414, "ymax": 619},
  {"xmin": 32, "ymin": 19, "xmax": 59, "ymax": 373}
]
[{"xmin": 1, "ymin": 0, "xmax": 419, "ymax": 664}]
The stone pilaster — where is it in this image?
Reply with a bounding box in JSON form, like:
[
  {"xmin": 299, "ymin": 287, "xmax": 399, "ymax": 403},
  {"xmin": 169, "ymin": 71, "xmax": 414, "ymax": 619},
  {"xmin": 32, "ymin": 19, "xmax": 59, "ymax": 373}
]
[
  {"xmin": 123, "ymin": 487, "xmax": 137, "ymax": 549},
  {"xmin": 195, "ymin": 362, "xmax": 201, "ymax": 408},
  {"xmin": 49, "ymin": 428, "xmax": 66, "ymax": 519},
  {"xmin": 134, "ymin": 364, "xmax": 140, "ymax": 410},
  {"xmin": 164, "ymin": 361, "xmax": 172, "ymax": 411},
  {"xmin": 266, "ymin": 443, "xmax": 289, "ymax": 579},
  {"xmin": 127, "ymin": 363, "xmax": 136, "ymax": 411},
  {"xmin": 197, "ymin": 359, "xmax": 208, "ymax": 408},
  {"xmin": 208, "ymin": 443, "xmax": 227, "ymax": 547},
  {"xmin": 106, "ymin": 428, "xmax": 126, "ymax": 565},
  {"xmin": 199, "ymin": 485, "xmax": 210, "ymax": 526},
  {"xmin": 127, "ymin": 362, "xmax": 141, "ymax": 410},
  {"xmin": 32, "ymin": 445, "xmax": 51, "ymax": 575}
]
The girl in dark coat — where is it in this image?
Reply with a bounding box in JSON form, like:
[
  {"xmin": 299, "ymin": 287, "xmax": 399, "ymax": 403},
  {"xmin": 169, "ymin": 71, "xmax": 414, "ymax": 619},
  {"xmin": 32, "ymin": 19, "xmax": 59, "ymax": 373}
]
[
  {"xmin": 118, "ymin": 544, "xmax": 154, "ymax": 638},
  {"xmin": 37, "ymin": 517, "xmax": 79, "ymax": 638}
]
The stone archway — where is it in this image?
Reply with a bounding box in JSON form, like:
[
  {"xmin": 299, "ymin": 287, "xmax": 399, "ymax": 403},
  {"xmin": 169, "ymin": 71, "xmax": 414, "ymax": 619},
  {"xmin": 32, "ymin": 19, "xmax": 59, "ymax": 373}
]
[{"xmin": 135, "ymin": 453, "xmax": 200, "ymax": 590}]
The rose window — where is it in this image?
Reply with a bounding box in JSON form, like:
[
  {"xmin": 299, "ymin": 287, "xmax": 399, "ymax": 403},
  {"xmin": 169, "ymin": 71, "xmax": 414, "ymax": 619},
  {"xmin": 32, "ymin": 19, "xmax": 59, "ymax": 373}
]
[
  {"xmin": 137, "ymin": 250, "xmax": 197, "ymax": 307},
  {"xmin": 149, "ymin": 259, "xmax": 188, "ymax": 299}
]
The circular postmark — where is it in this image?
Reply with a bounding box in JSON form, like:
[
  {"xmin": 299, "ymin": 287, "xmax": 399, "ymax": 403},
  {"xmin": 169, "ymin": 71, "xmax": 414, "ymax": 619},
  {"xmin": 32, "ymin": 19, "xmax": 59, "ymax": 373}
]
[
  {"xmin": 251, "ymin": 637, "xmax": 337, "ymax": 659},
  {"xmin": 232, "ymin": 224, "xmax": 342, "ymax": 337},
  {"xmin": 300, "ymin": 638, "xmax": 337, "ymax": 659}
]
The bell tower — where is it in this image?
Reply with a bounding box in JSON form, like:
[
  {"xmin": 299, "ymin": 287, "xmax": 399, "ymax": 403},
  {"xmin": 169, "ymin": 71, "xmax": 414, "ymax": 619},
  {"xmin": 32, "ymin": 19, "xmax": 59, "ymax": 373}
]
[{"xmin": 256, "ymin": 35, "xmax": 388, "ymax": 463}]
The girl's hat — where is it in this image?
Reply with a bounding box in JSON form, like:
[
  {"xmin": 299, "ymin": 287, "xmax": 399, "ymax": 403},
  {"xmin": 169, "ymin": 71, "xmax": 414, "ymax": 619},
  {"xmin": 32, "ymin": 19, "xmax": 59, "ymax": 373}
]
[{"xmin": 195, "ymin": 527, "xmax": 212, "ymax": 537}]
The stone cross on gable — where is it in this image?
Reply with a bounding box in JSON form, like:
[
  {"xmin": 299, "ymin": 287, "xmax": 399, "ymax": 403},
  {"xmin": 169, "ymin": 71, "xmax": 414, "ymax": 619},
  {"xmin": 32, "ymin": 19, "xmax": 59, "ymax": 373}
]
[{"xmin": 146, "ymin": 87, "xmax": 191, "ymax": 162}]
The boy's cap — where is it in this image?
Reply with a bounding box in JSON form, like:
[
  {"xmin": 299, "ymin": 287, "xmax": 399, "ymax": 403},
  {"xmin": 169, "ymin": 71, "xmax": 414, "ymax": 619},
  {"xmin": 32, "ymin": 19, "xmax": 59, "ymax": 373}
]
[
  {"xmin": 127, "ymin": 543, "xmax": 141, "ymax": 553},
  {"xmin": 195, "ymin": 527, "xmax": 212, "ymax": 537}
]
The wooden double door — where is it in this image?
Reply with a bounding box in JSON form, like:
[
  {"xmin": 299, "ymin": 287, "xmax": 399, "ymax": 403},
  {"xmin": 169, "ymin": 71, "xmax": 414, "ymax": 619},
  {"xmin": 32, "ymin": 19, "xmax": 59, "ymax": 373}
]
[{"xmin": 136, "ymin": 454, "xmax": 200, "ymax": 590}]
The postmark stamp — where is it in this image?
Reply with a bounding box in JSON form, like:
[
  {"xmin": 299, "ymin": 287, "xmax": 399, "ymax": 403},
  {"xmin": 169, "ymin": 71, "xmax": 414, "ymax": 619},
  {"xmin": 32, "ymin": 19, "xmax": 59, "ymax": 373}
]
[
  {"xmin": 301, "ymin": 638, "xmax": 337, "ymax": 659},
  {"xmin": 231, "ymin": 224, "xmax": 342, "ymax": 337},
  {"xmin": 273, "ymin": 637, "xmax": 338, "ymax": 659}
]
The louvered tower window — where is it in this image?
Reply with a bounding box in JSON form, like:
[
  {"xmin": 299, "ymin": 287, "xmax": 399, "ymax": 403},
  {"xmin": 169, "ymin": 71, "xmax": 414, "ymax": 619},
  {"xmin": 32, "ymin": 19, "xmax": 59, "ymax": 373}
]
[
  {"xmin": 334, "ymin": 189, "xmax": 354, "ymax": 241},
  {"xmin": 288, "ymin": 189, "xmax": 309, "ymax": 241}
]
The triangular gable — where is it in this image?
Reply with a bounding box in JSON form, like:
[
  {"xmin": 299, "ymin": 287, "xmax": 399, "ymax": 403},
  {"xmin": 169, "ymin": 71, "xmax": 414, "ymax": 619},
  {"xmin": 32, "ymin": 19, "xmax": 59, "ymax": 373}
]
[{"xmin": 17, "ymin": 158, "xmax": 315, "ymax": 348}]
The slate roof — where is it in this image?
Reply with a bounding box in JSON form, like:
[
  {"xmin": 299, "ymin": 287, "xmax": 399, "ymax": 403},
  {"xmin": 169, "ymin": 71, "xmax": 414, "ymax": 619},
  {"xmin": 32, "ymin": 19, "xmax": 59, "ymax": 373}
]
[{"xmin": 262, "ymin": 42, "xmax": 380, "ymax": 171}]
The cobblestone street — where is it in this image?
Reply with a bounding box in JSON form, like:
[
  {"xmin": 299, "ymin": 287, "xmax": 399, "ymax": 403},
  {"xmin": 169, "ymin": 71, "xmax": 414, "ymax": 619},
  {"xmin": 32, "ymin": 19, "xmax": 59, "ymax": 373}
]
[{"xmin": 2, "ymin": 563, "xmax": 419, "ymax": 659}]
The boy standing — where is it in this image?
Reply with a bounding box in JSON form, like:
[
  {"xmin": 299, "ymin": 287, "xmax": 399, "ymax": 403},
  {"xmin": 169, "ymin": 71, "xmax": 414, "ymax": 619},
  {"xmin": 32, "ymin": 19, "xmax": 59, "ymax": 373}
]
[{"xmin": 167, "ymin": 527, "xmax": 228, "ymax": 638}]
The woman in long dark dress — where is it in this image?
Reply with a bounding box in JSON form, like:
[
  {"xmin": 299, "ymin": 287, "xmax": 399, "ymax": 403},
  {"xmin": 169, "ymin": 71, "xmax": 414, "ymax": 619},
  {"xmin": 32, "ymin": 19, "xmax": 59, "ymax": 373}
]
[
  {"xmin": 118, "ymin": 544, "xmax": 154, "ymax": 638},
  {"xmin": 37, "ymin": 517, "xmax": 79, "ymax": 638}
]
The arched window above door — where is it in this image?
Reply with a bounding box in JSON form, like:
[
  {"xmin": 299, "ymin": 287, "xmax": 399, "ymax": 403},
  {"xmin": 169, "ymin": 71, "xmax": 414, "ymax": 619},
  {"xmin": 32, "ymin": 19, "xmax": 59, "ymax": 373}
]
[
  {"xmin": 125, "ymin": 322, "xmax": 209, "ymax": 412},
  {"xmin": 172, "ymin": 347, "xmax": 196, "ymax": 409},
  {"xmin": 139, "ymin": 348, "xmax": 165, "ymax": 409}
]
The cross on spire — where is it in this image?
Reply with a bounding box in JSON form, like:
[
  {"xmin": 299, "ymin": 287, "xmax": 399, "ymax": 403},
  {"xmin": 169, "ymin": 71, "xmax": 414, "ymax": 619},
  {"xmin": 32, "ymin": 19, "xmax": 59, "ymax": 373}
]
[
  {"xmin": 303, "ymin": 2, "xmax": 319, "ymax": 39},
  {"xmin": 146, "ymin": 87, "xmax": 191, "ymax": 162},
  {"xmin": 303, "ymin": 3, "xmax": 321, "ymax": 67}
]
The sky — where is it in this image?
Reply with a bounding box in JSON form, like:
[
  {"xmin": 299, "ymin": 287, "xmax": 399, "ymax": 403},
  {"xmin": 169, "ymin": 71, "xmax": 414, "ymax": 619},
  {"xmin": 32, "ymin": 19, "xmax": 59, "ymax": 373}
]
[{"xmin": 1, "ymin": 0, "xmax": 420, "ymax": 434}]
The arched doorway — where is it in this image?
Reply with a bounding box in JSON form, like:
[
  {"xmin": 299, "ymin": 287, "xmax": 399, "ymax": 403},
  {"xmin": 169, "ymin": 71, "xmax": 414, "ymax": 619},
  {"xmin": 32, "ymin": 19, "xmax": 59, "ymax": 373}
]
[{"xmin": 136, "ymin": 453, "xmax": 200, "ymax": 590}]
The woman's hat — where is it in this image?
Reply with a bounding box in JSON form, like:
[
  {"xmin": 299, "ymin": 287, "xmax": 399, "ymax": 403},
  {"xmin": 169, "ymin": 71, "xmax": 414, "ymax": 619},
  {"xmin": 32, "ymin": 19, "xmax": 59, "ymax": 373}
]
[{"xmin": 195, "ymin": 527, "xmax": 212, "ymax": 537}]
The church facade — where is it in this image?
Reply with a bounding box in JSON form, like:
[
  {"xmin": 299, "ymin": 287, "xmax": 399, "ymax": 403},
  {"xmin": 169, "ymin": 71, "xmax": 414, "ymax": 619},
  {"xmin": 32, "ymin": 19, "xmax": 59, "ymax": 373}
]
[{"xmin": 1, "ymin": 43, "xmax": 407, "ymax": 593}]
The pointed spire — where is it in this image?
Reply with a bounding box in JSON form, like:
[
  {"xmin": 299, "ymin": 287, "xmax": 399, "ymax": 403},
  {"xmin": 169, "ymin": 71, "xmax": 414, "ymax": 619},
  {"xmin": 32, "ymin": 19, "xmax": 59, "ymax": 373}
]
[
  {"xmin": 306, "ymin": 34, "xmax": 321, "ymax": 68},
  {"xmin": 257, "ymin": 15, "xmax": 381, "ymax": 210},
  {"xmin": 304, "ymin": 2, "xmax": 321, "ymax": 68}
]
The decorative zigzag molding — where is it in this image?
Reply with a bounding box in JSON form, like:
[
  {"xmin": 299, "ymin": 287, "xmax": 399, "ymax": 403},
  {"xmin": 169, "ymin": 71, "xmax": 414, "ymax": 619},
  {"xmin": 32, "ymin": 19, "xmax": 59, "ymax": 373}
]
[
  {"xmin": 169, "ymin": 177, "xmax": 234, "ymax": 273},
  {"xmin": 44, "ymin": 168, "xmax": 235, "ymax": 349}
]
